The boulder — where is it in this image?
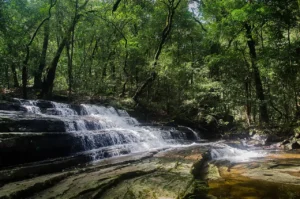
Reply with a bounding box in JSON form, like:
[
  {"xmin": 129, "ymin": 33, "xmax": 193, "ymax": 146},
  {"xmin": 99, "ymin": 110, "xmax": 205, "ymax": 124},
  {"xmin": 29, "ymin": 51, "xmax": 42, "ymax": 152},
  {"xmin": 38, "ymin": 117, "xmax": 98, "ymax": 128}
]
[
  {"xmin": 176, "ymin": 126, "xmax": 200, "ymax": 140},
  {"xmin": 265, "ymin": 134, "xmax": 282, "ymax": 145},
  {"xmin": 35, "ymin": 100, "xmax": 55, "ymax": 109},
  {"xmin": 284, "ymin": 142, "xmax": 300, "ymax": 150},
  {"xmin": 281, "ymin": 139, "xmax": 290, "ymax": 145}
]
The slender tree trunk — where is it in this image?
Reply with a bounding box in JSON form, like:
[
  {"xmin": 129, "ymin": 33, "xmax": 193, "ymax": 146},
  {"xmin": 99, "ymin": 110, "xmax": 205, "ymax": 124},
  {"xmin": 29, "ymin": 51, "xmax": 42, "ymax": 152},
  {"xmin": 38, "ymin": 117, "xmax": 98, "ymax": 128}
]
[
  {"xmin": 22, "ymin": 0, "xmax": 57, "ymax": 98},
  {"xmin": 240, "ymin": 48, "xmax": 252, "ymax": 124},
  {"xmin": 34, "ymin": 20, "xmax": 50, "ymax": 88},
  {"xmin": 41, "ymin": 0, "xmax": 89, "ymax": 98},
  {"xmin": 90, "ymin": 40, "xmax": 98, "ymax": 77},
  {"xmin": 5, "ymin": 65, "xmax": 9, "ymax": 89},
  {"xmin": 11, "ymin": 63, "xmax": 19, "ymax": 88},
  {"xmin": 66, "ymin": 41, "xmax": 72, "ymax": 99},
  {"xmin": 22, "ymin": 46, "xmax": 29, "ymax": 99},
  {"xmin": 41, "ymin": 0, "xmax": 89, "ymax": 99},
  {"xmin": 245, "ymin": 80, "xmax": 251, "ymax": 125},
  {"xmin": 133, "ymin": 0, "xmax": 182, "ymax": 103},
  {"xmin": 68, "ymin": 0, "xmax": 79, "ymax": 99},
  {"xmin": 245, "ymin": 23, "xmax": 269, "ymax": 124},
  {"xmin": 41, "ymin": 37, "xmax": 68, "ymax": 98},
  {"xmin": 120, "ymin": 37, "xmax": 129, "ymax": 97},
  {"xmin": 69, "ymin": 38, "xmax": 74, "ymax": 99}
]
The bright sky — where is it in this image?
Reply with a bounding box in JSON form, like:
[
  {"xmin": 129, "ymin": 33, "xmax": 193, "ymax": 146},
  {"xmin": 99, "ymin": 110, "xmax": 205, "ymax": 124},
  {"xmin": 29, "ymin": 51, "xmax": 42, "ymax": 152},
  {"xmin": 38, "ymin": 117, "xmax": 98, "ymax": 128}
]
[{"xmin": 188, "ymin": 1, "xmax": 200, "ymax": 16}]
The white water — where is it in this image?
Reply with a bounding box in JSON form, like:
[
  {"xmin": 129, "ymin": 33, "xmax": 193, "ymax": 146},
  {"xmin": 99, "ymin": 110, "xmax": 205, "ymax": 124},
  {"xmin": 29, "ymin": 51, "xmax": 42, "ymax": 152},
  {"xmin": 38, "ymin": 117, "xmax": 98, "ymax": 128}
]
[
  {"xmin": 179, "ymin": 125, "xmax": 201, "ymax": 141},
  {"xmin": 14, "ymin": 98, "xmax": 42, "ymax": 114},
  {"xmin": 14, "ymin": 99, "xmax": 263, "ymax": 163},
  {"xmin": 14, "ymin": 99, "xmax": 193, "ymax": 161},
  {"xmin": 210, "ymin": 142, "xmax": 266, "ymax": 163}
]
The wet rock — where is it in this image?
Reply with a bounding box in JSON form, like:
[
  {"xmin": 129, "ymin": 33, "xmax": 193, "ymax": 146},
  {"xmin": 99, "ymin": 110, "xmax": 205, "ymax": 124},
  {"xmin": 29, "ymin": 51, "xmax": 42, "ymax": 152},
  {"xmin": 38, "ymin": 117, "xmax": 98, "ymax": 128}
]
[
  {"xmin": 0, "ymin": 117, "xmax": 66, "ymax": 132},
  {"xmin": 35, "ymin": 100, "xmax": 55, "ymax": 109},
  {"xmin": 280, "ymin": 131, "xmax": 300, "ymax": 149},
  {"xmin": 0, "ymin": 102, "xmax": 22, "ymax": 111},
  {"xmin": 205, "ymin": 163, "xmax": 221, "ymax": 180},
  {"xmin": 209, "ymin": 154, "xmax": 300, "ymax": 199},
  {"xmin": 70, "ymin": 104, "xmax": 84, "ymax": 115},
  {"xmin": 176, "ymin": 126, "xmax": 200, "ymax": 140},
  {"xmin": 265, "ymin": 134, "xmax": 282, "ymax": 145},
  {"xmin": 225, "ymin": 140, "xmax": 247, "ymax": 149},
  {"xmin": 249, "ymin": 129, "xmax": 256, "ymax": 136},
  {"xmin": 284, "ymin": 142, "xmax": 300, "ymax": 150},
  {"xmin": 281, "ymin": 139, "xmax": 290, "ymax": 145},
  {"xmin": 0, "ymin": 145, "xmax": 210, "ymax": 199},
  {"xmin": 0, "ymin": 111, "xmax": 66, "ymax": 132},
  {"xmin": 0, "ymin": 133, "xmax": 84, "ymax": 167}
]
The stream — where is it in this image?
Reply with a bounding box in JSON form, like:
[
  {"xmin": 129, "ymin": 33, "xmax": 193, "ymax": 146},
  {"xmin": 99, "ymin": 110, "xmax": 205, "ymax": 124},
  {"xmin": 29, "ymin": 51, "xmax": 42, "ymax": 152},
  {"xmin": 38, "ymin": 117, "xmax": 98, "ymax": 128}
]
[{"xmin": 0, "ymin": 99, "xmax": 300, "ymax": 198}]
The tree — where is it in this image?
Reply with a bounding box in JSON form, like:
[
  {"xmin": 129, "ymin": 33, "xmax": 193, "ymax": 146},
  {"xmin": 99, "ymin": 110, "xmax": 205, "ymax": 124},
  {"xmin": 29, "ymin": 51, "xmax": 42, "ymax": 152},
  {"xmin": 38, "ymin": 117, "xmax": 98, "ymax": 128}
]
[
  {"xmin": 41, "ymin": 0, "xmax": 90, "ymax": 98},
  {"xmin": 133, "ymin": 0, "xmax": 182, "ymax": 104}
]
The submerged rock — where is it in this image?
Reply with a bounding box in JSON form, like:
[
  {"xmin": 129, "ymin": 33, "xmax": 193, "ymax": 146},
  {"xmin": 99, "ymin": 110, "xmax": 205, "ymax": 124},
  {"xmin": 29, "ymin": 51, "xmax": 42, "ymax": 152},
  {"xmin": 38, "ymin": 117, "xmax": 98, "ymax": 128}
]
[
  {"xmin": 207, "ymin": 151, "xmax": 300, "ymax": 199},
  {"xmin": 0, "ymin": 145, "xmax": 210, "ymax": 199}
]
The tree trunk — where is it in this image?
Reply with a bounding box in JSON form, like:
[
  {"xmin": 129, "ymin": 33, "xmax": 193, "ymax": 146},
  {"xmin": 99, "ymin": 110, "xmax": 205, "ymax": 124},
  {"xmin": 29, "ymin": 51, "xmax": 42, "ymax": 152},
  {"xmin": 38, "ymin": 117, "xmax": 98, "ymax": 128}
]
[
  {"xmin": 34, "ymin": 20, "xmax": 50, "ymax": 89},
  {"xmin": 133, "ymin": 0, "xmax": 182, "ymax": 103},
  {"xmin": 22, "ymin": 0, "xmax": 57, "ymax": 98},
  {"xmin": 66, "ymin": 41, "xmax": 73, "ymax": 99},
  {"xmin": 41, "ymin": 0, "xmax": 89, "ymax": 98},
  {"xmin": 41, "ymin": 37, "xmax": 68, "ymax": 98},
  {"xmin": 11, "ymin": 63, "xmax": 19, "ymax": 88},
  {"xmin": 5, "ymin": 65, "xmax": 9, "ymax": 89},
  {"xmin": 22, "ymin": 46, "xmax": 30, "ymax": 99},
  {"xmin": 120, "ymin": 36, "xmax": 129, "ymax": 97},
  {"xmin": 245, "ymin": 23, "xmax": 269, "ymax": 124},
  {"xmin": 245, "ymin": 80, "xmax": 251, "ymax": 125}
]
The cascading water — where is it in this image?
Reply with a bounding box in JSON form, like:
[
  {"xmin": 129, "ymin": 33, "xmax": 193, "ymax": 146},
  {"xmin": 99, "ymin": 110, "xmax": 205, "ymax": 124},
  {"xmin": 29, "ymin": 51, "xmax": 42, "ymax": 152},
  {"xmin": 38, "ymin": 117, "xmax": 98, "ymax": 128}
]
[
  {"xmin": 14, "ymin": 99, "xmax": 195, "ymax": 161},
  {"xmin": 210, "ymin": 142, "xmax": 265, "ymax": 163},
  {"xmin": 14, "ymin": 98, "xmax": 42, "ymax": 114},
  {"xmin": 178, "ymin": 125, "xmax": 201, "ymax": 141}
]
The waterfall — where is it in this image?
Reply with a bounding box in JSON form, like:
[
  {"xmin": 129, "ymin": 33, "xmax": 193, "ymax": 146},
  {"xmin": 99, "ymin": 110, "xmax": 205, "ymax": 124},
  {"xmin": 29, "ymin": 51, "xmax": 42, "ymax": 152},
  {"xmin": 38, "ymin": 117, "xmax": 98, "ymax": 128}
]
[
  {"xmin": 13, "ymin": 99, "xmax": 195, "ymax": 161},
  {"xmin": 14, "ymin": 98, "xmax": 42, "ymax": 114},
  {"xmin": 178, "ymin": 125, "xmax": 201, "ymax": 141}
]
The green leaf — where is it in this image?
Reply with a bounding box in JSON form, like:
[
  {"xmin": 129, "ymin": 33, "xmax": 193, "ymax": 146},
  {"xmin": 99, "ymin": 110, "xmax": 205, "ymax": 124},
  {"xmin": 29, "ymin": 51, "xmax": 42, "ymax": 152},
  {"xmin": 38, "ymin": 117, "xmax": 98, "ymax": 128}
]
[{"xmin": 231, "ymin": 9, "xmax": 247, "ymax": 21}]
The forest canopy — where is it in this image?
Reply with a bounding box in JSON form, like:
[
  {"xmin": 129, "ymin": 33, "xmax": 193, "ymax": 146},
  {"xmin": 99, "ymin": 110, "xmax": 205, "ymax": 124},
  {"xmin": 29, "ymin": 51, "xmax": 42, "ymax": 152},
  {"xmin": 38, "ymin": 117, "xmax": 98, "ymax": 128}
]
[{"xmin": 0, "ymin": 0, "xmax": 299, "ymax": 126}]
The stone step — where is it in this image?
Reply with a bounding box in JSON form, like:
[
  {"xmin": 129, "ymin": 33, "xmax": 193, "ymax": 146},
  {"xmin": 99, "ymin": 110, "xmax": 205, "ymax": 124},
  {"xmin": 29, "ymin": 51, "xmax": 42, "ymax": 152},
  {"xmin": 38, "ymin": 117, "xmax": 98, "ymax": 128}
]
[
  {"xmin": 0, "ymin": 132, "xmax": 84, "ymax": 167},
  {"xmin": 0, "ymin": 111, "xmax": 66, "ymax": 132},
  {"xmin": 0, "ymin": 145, "xmax": 143, "ymax": 184}
]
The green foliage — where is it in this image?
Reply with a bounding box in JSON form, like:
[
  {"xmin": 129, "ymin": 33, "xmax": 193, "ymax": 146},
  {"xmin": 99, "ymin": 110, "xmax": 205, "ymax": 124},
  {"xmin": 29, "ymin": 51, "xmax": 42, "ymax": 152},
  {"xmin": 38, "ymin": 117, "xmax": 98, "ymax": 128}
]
[{"xmin": 0, "ymin": 0, "xmax": 299, "ymax": 126}]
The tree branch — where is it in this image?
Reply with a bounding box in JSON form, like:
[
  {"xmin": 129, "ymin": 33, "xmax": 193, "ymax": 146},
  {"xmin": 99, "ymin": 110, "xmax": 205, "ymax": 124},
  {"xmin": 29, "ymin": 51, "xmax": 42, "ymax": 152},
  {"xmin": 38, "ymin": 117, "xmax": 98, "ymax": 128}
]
[
  {"xmin": 193, "ymin": 17, "xmax": 207, "ymax": 32},
  {"xmin": 112, "ymin": 0, "xmax": 122, "ymax": 12}
]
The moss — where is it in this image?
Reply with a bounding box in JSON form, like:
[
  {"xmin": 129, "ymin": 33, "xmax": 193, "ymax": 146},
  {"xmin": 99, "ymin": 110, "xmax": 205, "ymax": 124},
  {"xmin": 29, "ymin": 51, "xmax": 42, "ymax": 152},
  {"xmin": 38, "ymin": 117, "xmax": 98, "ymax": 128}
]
[
  {"xmin": 206, "ymin": 163, "xmax": 220, "ymax": 180},
  {"xmin": 182, "ymin": 180, "xmax": 209, "ymax": 199},
  {"xmin": 100, "ymin": 171, "xmax": 194, "ymax": 199}
]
